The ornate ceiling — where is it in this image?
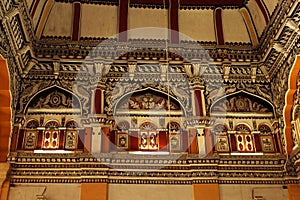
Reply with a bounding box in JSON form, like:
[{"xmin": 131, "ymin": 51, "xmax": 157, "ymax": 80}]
[{"xmin": 27, "ymin": 0, "xmax": 279, "ymax": 46}]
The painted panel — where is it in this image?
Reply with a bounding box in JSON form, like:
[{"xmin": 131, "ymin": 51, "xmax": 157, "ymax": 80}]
[
  {"xmin": 219, "ymin": 184, "xmax": 288, "ymax": 200},
  {"xmin": 261, "ymin": 0, "xmax": 279, "ymax": 15},
  {"xmin": 179, "ymin": 9, "xmax": 215, "ymax": 42},
  {"xmin": 128, "ymin": 8, "xmax": 168, "ymax": 39},
  {"xmin": 8, "ymin": 184, "xmax": 81, "ymax": 200},
  {"xmin": 247, "ymin": 0, "xmax": 267, "ymax": 37},
  {"xmin": 81, "ymin": 4, "xmax": 118, "ymax": 38},
  {"xmin": 222, "ymin": 10, "xmax": 250, "ymax": 43},
  {"xmin": 31, "ymin": 0, "xmax": 44, "ymax": 28},
  {"xmin": 108, "ymin": 184, "xmax": 193, "ymax": 200},
  {"xmin": 43, "ymin": 3, "xmax": 72, "ymax": 37}
]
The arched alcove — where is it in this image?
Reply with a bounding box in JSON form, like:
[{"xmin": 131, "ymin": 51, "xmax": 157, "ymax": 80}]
[
  {"xmin": 24, "ymin": 86, "xmax": 82, "ymax": 115},
  {"xmin": 210, "ymin": 90, "xmax": 275, "ymax": 117},
  {"xmin": 113, "ymin": 87, "xmax": 186, "ymax": 117}
]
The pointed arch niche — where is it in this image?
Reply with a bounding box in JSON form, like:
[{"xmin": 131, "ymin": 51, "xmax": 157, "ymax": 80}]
[
  {"xmin": 210, "ymin": 90, "xmax": 279, "ymax": 154},
  {"xmin": 112, "ymin": 88, "xmax": 188, "ymax": 153},
  {"xmin": 16, "ymin": 86, "xmax": 84, "ymax": 152}
]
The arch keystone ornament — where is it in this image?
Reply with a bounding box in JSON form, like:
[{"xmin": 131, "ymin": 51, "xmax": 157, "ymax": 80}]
[{"xmin": 73, "ymin": 27, "xmax": 226, "ymax": 172}]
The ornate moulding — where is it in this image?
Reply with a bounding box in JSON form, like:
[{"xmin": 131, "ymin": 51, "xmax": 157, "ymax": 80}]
[{"xmin": 8, "ymin": 152, "xmax": 298, "ymax": 185}]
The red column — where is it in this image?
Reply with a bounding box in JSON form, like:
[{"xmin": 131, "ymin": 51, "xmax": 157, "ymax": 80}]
[
  {"xmin": 71, "ymin": 2, "xmax": 81, "ymax": 41},
  {"xmin": 10, "ymin": 126, "xmax": 19, "ymax": 152},
  {"xmin": 188, "ymin": 128, "xmax": 198, "ymax": 154},
  {"xmin": 84, "ymin": 128, "xmax": 92, "ymax": 153},
  {"xmin": 194, "ymin": 90, "xmax": 203, "ymax": 116},
  {"xmin": 118, "ymin": 0, "xmax": 129, "ymax": 42},
  {"xmin": 169, "ymin": 0, "xmax": 179, "ymax": 44},
  {"xmin": 159, "ymin": 131, "xmax": 168, "ymax": 151},
  {"xmin": 94, "ymin": 89, "xmax": 102, "ymax": 114},
  {"xmin": 215, "ymin": 8, "xmax": 224, "ymax": 45},
  {"xmin": 101, "ymin": 127, "xmax": 110, "ymax": 153},
  {"xmin": 205, "ymin": 129, "xmax": 213, "ymax": 154}
]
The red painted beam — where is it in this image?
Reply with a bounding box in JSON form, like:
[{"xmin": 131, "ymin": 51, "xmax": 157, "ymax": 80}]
[
  {"xmin": 215, "ymin": 8, "xmax": 224, "ymax": 45},
  {"xmin": 119, "ymin": 0, "xmax": 129, "ymax": 42},
  {"xmin": 31, "ymin": 0, "xmax": 41, "ymax": 18},
  {"xmin": 131, "ymin": 0, "xmax": 243, "ymax": 6},
  {"xmin": 72, "ymin": 2, "xmax": 81, "ymax": 41},
  {"xmin": 170, "ymin": 0, "xmax": 179, "ymax": 44},
  {"xmin": 131, "ymin": 0, "xmax": 167, "ymax": 5},
  {"xmin": 181, "ymin": 0, "xmax": 243, "ymax": 6},
  {"xmin": 255, "ymin": 0, "xmax": 269, "ymax": 24}
]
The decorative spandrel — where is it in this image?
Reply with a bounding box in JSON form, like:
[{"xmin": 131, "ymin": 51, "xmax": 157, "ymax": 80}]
[
  {"xmin": 115, "ymin": 90, "xmax": 183, "ymax": 116},
  {"xmin": 211, "ymin": 91, "xmax": 274, "ymax": 117},
  {"xmin": 26, "ymin": 87, "xmax": 81, "ymax": 114}
]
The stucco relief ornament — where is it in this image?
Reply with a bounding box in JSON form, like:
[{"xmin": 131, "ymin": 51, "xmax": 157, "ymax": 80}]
[{"xmin": 72, "ymin": 27, "xmax": 226, "ymax": 171}]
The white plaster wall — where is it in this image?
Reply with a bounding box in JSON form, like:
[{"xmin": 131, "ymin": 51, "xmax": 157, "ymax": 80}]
[
  {"xmin": 179, "ymin": 9, "xmax": 215, "ymax": 42},
  {"xmin": 108, "ymin": 184, "xmax": 193, "ymax": 200},
  {"xmin": 43, "ymin": 3, "xmax": 73, "ymax": 37},
  {"xmin": 219, "ymin": 184, "xmax": 288, "ymax": 200},
  {"xmin": 8, "ymin": 184, "xmax": 81, "ymax": 200}
]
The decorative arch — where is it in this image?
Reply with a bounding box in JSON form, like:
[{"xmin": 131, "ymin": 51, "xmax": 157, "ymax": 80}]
[
  {"xmin": 66, "ymin": 120, "xmax": 79, "ymax": 129},
  {"xmin": 116, "ymin": 120, "xmax": 130, "ymax": 130},
  {"xmin": 210, "ymin": 90, "xmax": 275, "ymax": 117},
  {"xmin": 235, "ymin": 123, "xmax": 251, "ymax": 133},
  {"xmin": 167, "ymin": 121, "xmax": 181, "ymax": 132},
  {"xmin": 284, "ymin": 55, "xmax": 300, "ymax": 153},
  {"xmin": 214, "ymin": 124, "xmax": 228, "ymax": 133},
  {"xmin": 113, "ymin": 87, "xmax": 186, "ymax": 116},
  {"xmin": 140, "ymin": 122, "xmax": 157, "ymax": 130},
  {"xmin": 44, "ymin": 120, "xmax": 60, "ymax": 128},
  {"xmin": 258, "ymin": 124, "xmax": 272, "ymax": 134},
  {"xmin": 26, "ymin": 119, "xmax": 39, "ymax": 129},
  {"xmin": 24, "ymin": 85, "xmax": 82, "ymax": 115},
  {"xmin": 0, "ymin": 55, "xmax": 11, "ymax": 161}
]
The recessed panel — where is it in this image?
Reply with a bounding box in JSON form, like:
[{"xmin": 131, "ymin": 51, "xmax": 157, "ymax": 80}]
[
  {"xmin": 43, "ymin": 3, "xmax": 72, "ymax": 37},
  {"xmin": 81, "ymin": 4, "xmax": 118, "ymax": 38},
  {"xmin": 179, "ymin": 9, "xmax": 215, "ymax": 42},
  {"xmin": 222, "ymin": 9, "xmax": 250, "ymax": 43}
]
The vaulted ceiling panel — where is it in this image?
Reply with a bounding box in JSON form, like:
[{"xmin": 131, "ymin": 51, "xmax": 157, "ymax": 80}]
[
  {"xmin": 262, "ymin": 0, "xmax": 279, "ymax": 15},
  {"xmin": 42, "ymin": 2, "xmax": 72, "ymax": 37},
  {"xmin": 81, "ymin": 4, "xmax": 118, "ymax": 38},
  {"xmin": 128, "ymin": 8, "xmax": 168, "ymax": 39},
  {"xmin": 31, "ymin": 0, "xmax": 46, "ymax": 29},
  {"xmin": 247, "ymin": 0, "xmax": 267, "ymax": 37},
  {"xmin": 222, "ymin": 9, "xmax": 251, "ymax": 44},
  {"xmin": 178, "ymin": 9, "xmax": 215, "ymax": 42}
]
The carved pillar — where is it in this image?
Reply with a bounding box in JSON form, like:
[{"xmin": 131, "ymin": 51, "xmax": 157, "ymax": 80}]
[{"xmin": 190, "ymin": 60, "xmax": 207, "ymax": 116}]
